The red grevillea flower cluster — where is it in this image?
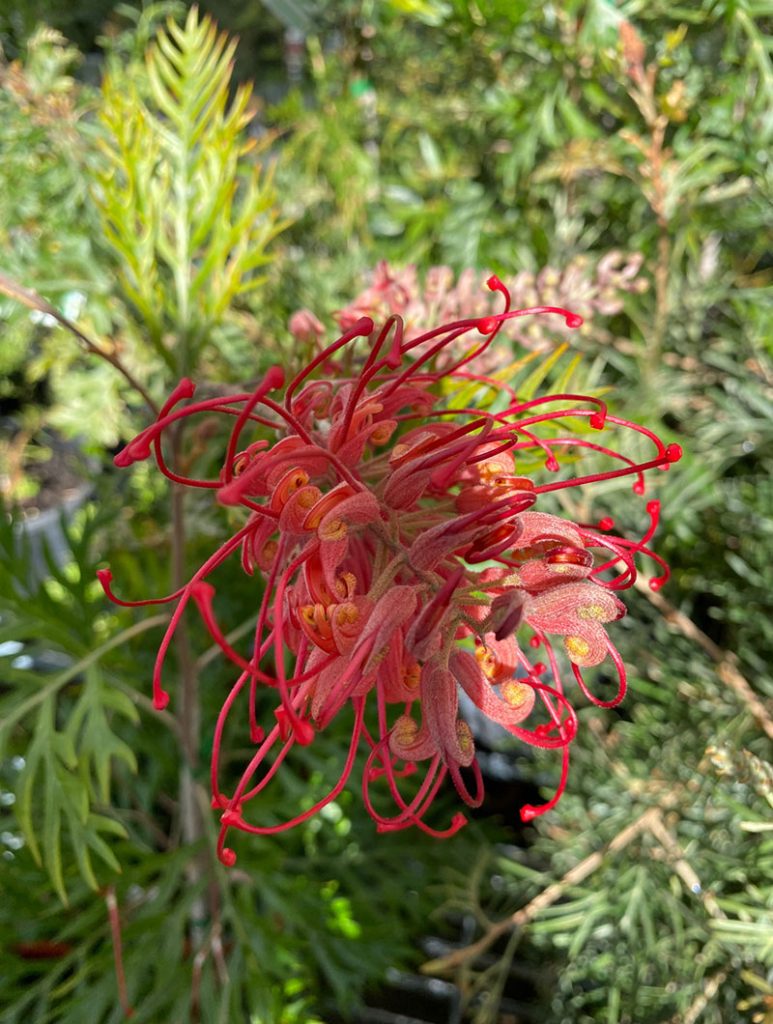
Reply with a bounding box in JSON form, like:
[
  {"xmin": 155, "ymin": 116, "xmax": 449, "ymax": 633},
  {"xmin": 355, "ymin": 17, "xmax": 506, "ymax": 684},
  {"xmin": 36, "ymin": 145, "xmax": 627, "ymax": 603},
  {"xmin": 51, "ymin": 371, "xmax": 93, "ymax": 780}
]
[
  {"xmin": 290, "ymin": 254, "xmax": 647, "ymax": 362},
  {"xmin": 101, "ymin": 278, "xmax": 681, "ymax": 864}
]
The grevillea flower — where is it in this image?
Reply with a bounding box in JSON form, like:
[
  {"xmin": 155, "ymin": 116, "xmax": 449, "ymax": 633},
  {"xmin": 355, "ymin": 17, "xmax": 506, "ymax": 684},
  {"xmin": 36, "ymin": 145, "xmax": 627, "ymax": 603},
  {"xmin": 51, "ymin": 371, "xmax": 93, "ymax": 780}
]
[
  {"xmin": 101, "ymin": 277, "xmax": 681, "ymax": 864},
  {"xmin": 295, "ymin": 255, "xmax": 647, "ymax": 362}
]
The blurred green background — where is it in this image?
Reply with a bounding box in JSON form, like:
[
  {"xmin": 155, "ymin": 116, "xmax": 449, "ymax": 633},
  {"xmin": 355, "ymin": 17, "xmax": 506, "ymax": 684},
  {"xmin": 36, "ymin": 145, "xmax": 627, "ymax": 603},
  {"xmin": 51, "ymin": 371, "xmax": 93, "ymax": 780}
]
[{"xmin": 1, "ymin": 2, "xmax": 771, "ymax": 1022}]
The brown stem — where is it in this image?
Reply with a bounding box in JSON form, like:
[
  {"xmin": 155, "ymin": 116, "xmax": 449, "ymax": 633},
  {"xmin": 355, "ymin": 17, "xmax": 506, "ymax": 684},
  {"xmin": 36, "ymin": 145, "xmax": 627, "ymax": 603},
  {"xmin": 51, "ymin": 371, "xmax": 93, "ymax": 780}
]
[
  {"xmin": 646, "ymin": 811, "xmax": 726, "ymax": 921},
  {"xmin": 644, "ymin": 114, "xmax": 670, "ymax": 375},
  {"xmin": 651, "ymin": 225, "xmax": 671, "ymax": 373},
  {"xmin": 422, "ymin": 807, "xmax": 661, "ymax": 975},
  {"xmin": 621, "ymin": 53, "xmax": 672, "ymax": 377},
  {"xmin": 668, "ymin": 970, "xmax": 728, "ymax": 1024},
  {"xmin": 170, "ymin": 426, "xmax": 208, "ymax": 951},
  {"xmin": 634, "ymin": 578, "xmax": 773, "ymax": 742},
  {"xmin": 423, "ymin": 801, "xmax": 732, "ymax": 982},
  {"xmin": 0, "ymin": 271, "xmax": 159, "ymax": 416},
  {"xmin": 105, "ymin": 885, "xmax": 134, "ymax": 1019}
]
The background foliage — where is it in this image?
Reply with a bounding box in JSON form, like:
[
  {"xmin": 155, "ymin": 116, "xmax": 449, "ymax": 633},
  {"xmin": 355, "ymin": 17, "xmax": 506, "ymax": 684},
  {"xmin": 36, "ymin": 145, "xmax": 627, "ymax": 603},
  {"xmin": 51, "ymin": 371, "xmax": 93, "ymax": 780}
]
[{"xmin": 1, "ymin": 1, "xmax": 771, "ymax": 1022}]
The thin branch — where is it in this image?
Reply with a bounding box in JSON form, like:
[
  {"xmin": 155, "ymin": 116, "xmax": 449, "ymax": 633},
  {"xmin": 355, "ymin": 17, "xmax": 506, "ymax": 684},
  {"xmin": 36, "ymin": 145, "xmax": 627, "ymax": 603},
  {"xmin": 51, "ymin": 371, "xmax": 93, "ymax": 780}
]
[
  {"xmin": 422, "ymin": 807, "xmax": 661, "ymax": 975},
  {"xmin": 424, "ymin": 796, "xmax": 733, "ymax": 1011},
  {"xmin": 170, "ymin": 426, "xmax": 208, "ymax": 953},
  {"xmin": 667, "ymin": 970, "xmax": 728, "ymax": 1024},
  {"xmin": 0, "ymin": 271, "xmax": 159, "ymax": 416},
  {"xmin": 635, "ymin": 578, "xmax": 773, "ymax": 742},
  {"xmin": 105, "ymin": 885, "xmax": 134, "ymax": 1019},
  {"xmin": 646, "ymin": 810, "xmax": 726, "ymax": 921}
]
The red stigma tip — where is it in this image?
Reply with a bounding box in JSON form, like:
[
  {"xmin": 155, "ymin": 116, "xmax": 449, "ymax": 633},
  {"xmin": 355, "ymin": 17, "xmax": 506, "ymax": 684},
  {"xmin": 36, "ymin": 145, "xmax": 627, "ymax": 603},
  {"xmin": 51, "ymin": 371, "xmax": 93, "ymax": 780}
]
[
  {"xmin": 598, "ymin": 516, "xmax": 615, "ymax": 531},
  {"xmin": 220, "ymin": 848, "xmax": 237, "ymax": 867},
  {"xmin": 96, "ymin": 568, "xmax": 112, "ymax": 587},
  {"xmin": 519, "ymin": 804, "xmax": 540, "ymax": 823},
  {"xmin": 477, "ymin": 317, "xmax": 498, "ymax": 335},
  {"xmin": 113, "ymin": 448, "xmax": 135, "ymax": 468},
  {"xmin": 293, "ymin": 720, "xmax": 315, "ymax": 746},
  {"xmin": 649, "ymin": 577, "xmax": 664, "ymax": 591},
  {"xmin": 533, "ymin": 662, "xmax": 546, "ymax": 674},
  {"xmin": 153, "ymin": 692, "xmax": 170, "ymax": 711},
  {"xmin": 646, "ymin": 500, "xmax": 660, "ymax": 515},
  {"xmin": 173, "ymin": 378, "xmax": 196, "ymax": 400},
  {"xmin": 633, "ymin": 480, "xmax": 645, "ymax": 495},
  {"xmin": 589, "ymin": 412, "xmax": 606, "ymax": 430},
  {"xmin": 545, "ymin": 456, "xmax": 559, "ymax": 472},
  {"xmin": 529, "ymin": 635, "xmax": 541, "ymax": 648},
  {"xmin": 565, "ymin": 313, "xmax": 583, "ymax": 329},
  {"xmin": 666, "ymin": 443, "xmax": 683, "ymax": 463},
  {"xmin": 486, "ymin": 274, "xmax": 503, "ymax": 290},
  {"xmin": 265, "ymin": 365, "xmax": 285, "ymax": 390}
]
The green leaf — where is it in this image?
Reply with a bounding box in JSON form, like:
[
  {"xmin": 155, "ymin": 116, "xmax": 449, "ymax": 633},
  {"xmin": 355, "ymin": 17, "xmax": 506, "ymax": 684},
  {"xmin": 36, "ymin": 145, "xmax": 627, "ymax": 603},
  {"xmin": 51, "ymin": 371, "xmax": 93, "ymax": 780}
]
[{"xmin": 93, "ymin": 8, "xmax": 286, "ymax": 372}]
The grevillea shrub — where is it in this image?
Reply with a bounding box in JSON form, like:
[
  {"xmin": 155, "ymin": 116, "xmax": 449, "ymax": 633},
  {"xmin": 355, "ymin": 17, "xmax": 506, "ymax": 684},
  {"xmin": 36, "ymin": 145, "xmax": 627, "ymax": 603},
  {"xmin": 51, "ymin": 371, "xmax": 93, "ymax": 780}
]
[
  {"xmin": 100, "ymin": 277, "xmax": 681, "ymax": 865},
  {"xmin": 289, "ymin": 255, "xmax": 647, "ymax": 362}
]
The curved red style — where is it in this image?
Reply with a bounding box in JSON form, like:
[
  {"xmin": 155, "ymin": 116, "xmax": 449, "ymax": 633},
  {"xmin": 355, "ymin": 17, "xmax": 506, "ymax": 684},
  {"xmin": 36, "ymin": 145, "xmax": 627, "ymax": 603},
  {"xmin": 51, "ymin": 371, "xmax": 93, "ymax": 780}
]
[{"xmin": 102, "ymin": 277, "xmax": 681, "ymax": 863}]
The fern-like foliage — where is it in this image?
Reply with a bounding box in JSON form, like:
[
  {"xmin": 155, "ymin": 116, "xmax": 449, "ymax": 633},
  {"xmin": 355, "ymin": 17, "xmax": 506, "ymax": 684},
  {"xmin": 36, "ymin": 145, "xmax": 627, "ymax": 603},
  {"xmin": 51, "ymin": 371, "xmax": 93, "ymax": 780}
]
[
  {"xmin": 93, "ymin": 6, "xmax": 287, "ymax": 374},
  {"xmin": 0, "ymin": 506, "xmax": 147, "ymax": 901}
]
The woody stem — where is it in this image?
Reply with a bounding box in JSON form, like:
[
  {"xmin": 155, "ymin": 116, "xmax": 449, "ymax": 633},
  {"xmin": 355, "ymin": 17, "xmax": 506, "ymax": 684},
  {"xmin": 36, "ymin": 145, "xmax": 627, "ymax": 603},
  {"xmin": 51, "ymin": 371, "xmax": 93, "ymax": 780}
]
[{"xmin": 171, "ymin": 424, "xmax": 208, "ymax": 950}]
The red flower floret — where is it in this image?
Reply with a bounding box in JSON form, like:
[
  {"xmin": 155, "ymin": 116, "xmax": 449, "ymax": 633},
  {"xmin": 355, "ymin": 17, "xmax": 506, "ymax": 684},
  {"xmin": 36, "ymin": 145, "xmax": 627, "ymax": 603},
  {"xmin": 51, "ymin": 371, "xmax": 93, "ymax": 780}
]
[{"xmin": 102, "ymin": 278, "xmax": 681, "ymax": 863}]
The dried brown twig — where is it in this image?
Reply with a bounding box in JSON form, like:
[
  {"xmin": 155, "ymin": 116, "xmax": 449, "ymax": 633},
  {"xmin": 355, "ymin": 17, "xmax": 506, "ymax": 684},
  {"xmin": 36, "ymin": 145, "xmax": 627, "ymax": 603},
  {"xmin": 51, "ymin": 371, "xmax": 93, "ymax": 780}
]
[
  {"xmin": 635, "ymin": 577, "xmax": 773, "ymax": 743},
  {"xmin": 422, "ymin": 804, "xmax": 723, "ymax": 978},
  {"xmin": 422, "ymin": 807, "xmax": 661, "ymax": 975},
  {"xmin": 0, "ymin": 271, "xmax": 159, "ymax": 416}
]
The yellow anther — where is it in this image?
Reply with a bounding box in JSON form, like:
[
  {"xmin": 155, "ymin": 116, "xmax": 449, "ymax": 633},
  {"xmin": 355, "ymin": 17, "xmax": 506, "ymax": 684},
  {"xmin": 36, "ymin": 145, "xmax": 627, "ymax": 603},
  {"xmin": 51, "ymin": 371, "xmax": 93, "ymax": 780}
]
[
  {"xmin": 319, "ymin": 517, "xmax": 347, "ymax": 541},
  {"xmin": 578, "ymin": 603, "xmax": 607, "ymax": 621},
  {"xmin": 475, "ymin": 645, "xmax": 496, "ymax": 678},
  {"xmin": 394, "ymin": 716, "xmax": 419, "ymax": 742},
  {"xmin": 300, "ymin": 605, "xmax": 318, "ymax": 626},
  {"xmin": 370, "ymin": 421, "xmax": 395, "ymax": 445},
  {"xmin": 335, "ymin": 603, "xmax": 359, "ymax": 626},
  {"xmin": 501, "ymin": 680, "xmax": 529, "ymax": 708},
  {"xmin": 565, "ymin": 635, "xmax": 591, "ymax": 659},
  {"xmin": 261, "ymin": 539, "xmax": 278, "ymax": 563},
  {"xmin": 232, "ymin": 453, "xmax": 249, "ymax": 476},
  {"xmin": 335, "ymin": 572, "xmax": 357, "ymax": 599},
  {"xmin": 456, "ymin": 720, "xmax": 474, "ymax": 754},
  {"xmin": 271, "ymin": 467, "xmax": 310, "ymax": 512},
  {"xmin": 479, "ymin": 461, "xmax": 505, "ymax": 482},
  {"xmin": 296, "ymin": 488, "xmax": 318, "ymax": 509}
]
